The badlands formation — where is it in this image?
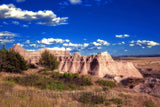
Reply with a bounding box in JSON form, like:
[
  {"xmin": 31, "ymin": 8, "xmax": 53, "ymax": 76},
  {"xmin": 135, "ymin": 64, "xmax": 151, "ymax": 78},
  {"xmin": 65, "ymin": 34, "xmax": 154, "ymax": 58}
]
[{"xmin": 9, "ymin": 44, "xmax": 143, "ymax": 78}]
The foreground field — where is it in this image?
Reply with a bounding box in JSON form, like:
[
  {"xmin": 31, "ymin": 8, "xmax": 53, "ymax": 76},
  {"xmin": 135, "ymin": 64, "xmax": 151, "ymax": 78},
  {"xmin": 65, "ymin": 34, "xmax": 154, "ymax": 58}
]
[{"xmin": 0, "ymin": 65, "xmax": 160, "ymax": 107}]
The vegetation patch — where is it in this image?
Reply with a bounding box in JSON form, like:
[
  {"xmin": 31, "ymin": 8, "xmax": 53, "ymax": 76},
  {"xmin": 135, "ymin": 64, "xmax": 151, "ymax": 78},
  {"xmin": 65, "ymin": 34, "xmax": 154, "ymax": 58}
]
[
  {"xmin": 53, "ymin": 72, "xmax": 93, "ymax": 86},
  {"xmin": 78, "ymin": 92, "xmax": 106, "ymax": 104},
  {"xmin": 105, "ymin": 98, "xmax": 123, "ymax": 106},
  {"xmin": 144, "ymin": 100, "xmax": 155, "ymax": 107},
  {"xmin": 0, "ymin": 45, "xmax": 28, "ymax": 73},
  {"xmin": 121, "ymin": 78, "xmax": 145, "ymax": 88},
  {"xmin": 5, "ymin": 72, "xmax": 93, "ymax": 91},
  {"xmin": 96, "ymin": 79, "xmax": 116, "ymax": 89},
  {"xmin": 39, "ymin": 50, "xmax": 59, "ymax": 70}
]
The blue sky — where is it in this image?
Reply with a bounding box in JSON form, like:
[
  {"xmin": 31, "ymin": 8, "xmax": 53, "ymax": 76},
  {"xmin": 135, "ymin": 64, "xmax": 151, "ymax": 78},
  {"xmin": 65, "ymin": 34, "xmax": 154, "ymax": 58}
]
[{"xmin": 0, "ymin": 0, "xmax": 160, "ymax": 56}]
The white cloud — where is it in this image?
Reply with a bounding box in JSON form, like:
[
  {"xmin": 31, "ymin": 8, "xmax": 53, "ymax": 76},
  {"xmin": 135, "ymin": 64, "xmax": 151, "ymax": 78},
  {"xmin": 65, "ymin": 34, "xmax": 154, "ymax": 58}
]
[
  {"xmin": 3, "ymin": 21, "xmax": 8, "ymax": 25},
  {"xmin": 27, "ymin": 49, "xmax": 36, "ymax": 52},
  {"xmin": 17, "ymin": 43, "xmax": 24, "ymax": 47},
  {"xmin": 23, "ymin": 24, "xmax": 28, "ymax": 27},
  {"xmin": 124, "ymin": 49, "xmax": 128, "ymax": 52},
  {"xmin": 97, "ymin": 39, "xmax": 110, "ymax": 46},
  {"xmin": 60, "ymin": 0, "xmax": 110, "ymax": 7},
  {"xmin": 130, "ymin": 40, "xmax": 159, "ymax": 48},
  {"xmin": 0, "ymin": 39, "xmax": 14, "ymax": 44},
  {"xmin": 0, "ymin": 31, "xmax": 17, "ymax": 44},
  {"xmin": 63, "ymin": 42, "xmax": 84, "ymax": 47},
  {"xmin": 0, "ymin": 4, "xmax": 68, "ymax": 26},
  {"xmin": 129, "ymin": 44, "xmax": 135, "ymax": 47},
  {"xmin": 115, "ymin": 34, "xmax": 130, "ymax": 38},
  {"xmin": 48, "ymin": 47, "xmax": 66, "ymax": 51},
  {"xmin": 16, "ymin": 0, "xmax": 26, "ymax": 3},
  {"xmin": 12, "ymin": 21, "xmax": 20, "ymax": 25},
  {"xmin": 29, "ymin": 44, "xmax": 37, "ymax": 47},
  {"xmin": 69, "ymin": 0, "xmax": 82, "ymax": 4},
  {"xmin": 65, "ymin": 39, "xmax": 70, "ymax": 42},
  {"xmin": 122, "ymin": 41, "xmax": 125, "ymax": 44},
  {"xmin": 97, "ymin": 47, "xmax": 102, "ymax": 49},
  {"xmin": 40, "ymin": 38, "xmax": 70, "ymax": 45},
  {"xmin": 93, "ymin": 42, "xmax": 101, "ymax": 46},
  {"xmin": 25, "ymin": 40, "xmax": 30, "ymax": 44},
  {"xmin": 92, "ymin": 39, "xmax": 110, "ymax": 46},
  {"xmin": 0, "ymin": 31, "xmax": 16, "ymax": 37}
]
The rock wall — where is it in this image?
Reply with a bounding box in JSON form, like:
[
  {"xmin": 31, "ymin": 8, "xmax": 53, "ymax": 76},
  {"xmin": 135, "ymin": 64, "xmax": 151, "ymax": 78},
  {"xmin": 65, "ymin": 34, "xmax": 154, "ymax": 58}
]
[{"xmin": 9, "ymin": 44, "xmax": 143, "ymax": 78}]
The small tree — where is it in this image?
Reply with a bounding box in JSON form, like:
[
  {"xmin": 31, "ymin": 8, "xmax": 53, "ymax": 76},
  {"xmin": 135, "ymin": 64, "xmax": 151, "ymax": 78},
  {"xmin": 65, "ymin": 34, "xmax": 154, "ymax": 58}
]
[
  {"xmin": 0, "ymin": 45, "xmax": 28, "ymax": 73},
  {"xmin": 0, "ymin": 44, "xmax": 8, "ymax": 72},
  {"xmin": 39, "ymin": 50, "xmax": 59, "ymax": 70},
  {"xmin": 4, "ymin": 51, "xmax": 28, "ymax": 73}
]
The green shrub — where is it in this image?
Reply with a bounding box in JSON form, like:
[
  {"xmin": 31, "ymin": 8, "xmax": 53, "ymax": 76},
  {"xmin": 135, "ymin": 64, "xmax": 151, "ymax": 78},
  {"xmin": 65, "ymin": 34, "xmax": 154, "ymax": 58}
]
[
  {"xmin": 79, "ymin": 92, "xmax": 106, "ymax": 104},
  {"xmin": 62, "ymin": 73, "xmax": 92, "ymax": 86},
  {"xmin": 96, "ymin": 80, "xmax": 116, "ymax": 88},
  {"xmin": 39, "ymin": 50, "xmax": 59, "ymax": 70},
  {"xmin": 144, "ymin": 100, "xmax": 154, "ymax": 107},
  {"xmin": 63, "ymin": 73, "xmax": 80, "ymax": 81},
  {"xmin": 52, "ymin": 71, "xmax": 62, "ymax": 78},
  {"xmin": 5, "ymin": 75, "xmax": 78, "ymax": 91},
  {"xmin": 80, "ymin": 75, "xmax": 93, "ymax": 86},
  {"xmin": 91, "ymin": 95, "xmax": 106, "ymax": 104},
  {"xmin": 103, "ymin": 86, "xmax": 111, "ymax": 91},
  {"xmin": 110, "ymin": 98, "xmax": 123, "ymax": 105},
  {"xmin": 79, "ymin": 92, "xmax": 92, "ymax": 103},
  {"xmin": 0, "ymin": 45, "xmax": 28, "ymax": 73}
]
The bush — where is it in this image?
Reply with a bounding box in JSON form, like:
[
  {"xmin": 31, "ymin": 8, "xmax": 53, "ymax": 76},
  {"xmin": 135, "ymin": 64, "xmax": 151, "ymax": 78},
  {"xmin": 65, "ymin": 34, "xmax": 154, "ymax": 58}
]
[
  {"xmin": 5, "ymin": 74, "xmax": 80, "ymax": 91},
  {"xmin": 39, "ymin": 50, "xmax": 59, "ymax": 70},
  {"xmin": 0, "ymin": 45, "xmax": 28, "ymax": 73},
  {"xmin": 110, "ymin": 98, "xmax": 123, "ymax": 105},
  {"xmin": 80, "ymin": 75, "xmax": 93, "ymax": 86},
  {"xmin": 144, "ymin": 100, "xmax": 154, "ymax": 107},
  {"xmin": 96, "ymin": 80, "xmax": 116, "ymax": 88},
  {"xmin": 78, "ymin": 92, "xmax": 106, "ymax": 104},
  {"xmin": 55, "ymin": 72, "xmax": 92, "ymax": 86}
]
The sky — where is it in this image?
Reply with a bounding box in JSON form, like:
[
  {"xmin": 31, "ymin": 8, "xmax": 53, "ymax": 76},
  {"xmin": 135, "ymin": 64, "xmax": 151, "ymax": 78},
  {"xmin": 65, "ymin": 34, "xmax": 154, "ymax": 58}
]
[{"xmin": 0, "ymin": 0, "xmax": 160, "ymax": 56}]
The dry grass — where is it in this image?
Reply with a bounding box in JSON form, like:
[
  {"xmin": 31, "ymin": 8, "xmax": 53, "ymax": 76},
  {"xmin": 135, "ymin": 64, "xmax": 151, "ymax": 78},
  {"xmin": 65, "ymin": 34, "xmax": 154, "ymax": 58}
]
[
  {"xmin": 115, "ymin": 57, "xmax": 160, "ymax": 70},
  {"xmin": 0, "ymin": 65, "xmax": 160, "ymax": 107}
]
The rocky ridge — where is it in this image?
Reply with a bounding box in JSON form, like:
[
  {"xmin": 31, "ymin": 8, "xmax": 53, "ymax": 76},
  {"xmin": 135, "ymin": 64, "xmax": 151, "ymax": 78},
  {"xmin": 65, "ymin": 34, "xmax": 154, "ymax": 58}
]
[{"xmin": 9, "ymin": 44, "xmax": 143, "ymax": 78}]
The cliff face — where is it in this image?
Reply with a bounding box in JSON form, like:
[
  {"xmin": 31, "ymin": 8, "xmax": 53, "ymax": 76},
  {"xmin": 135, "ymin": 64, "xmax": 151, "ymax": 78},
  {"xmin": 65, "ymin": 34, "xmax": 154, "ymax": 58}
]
[{"xmin": 9, "ymin": 44, "xmax": 143, "ymax": 78}]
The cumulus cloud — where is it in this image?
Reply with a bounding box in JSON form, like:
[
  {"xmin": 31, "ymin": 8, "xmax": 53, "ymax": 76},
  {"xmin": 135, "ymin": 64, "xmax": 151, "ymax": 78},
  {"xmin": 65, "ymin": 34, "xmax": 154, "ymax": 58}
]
[
  {"xmin": 17, "ymin": 43, "xmax": 24, "ymax": 47},
  {"xmin": 69, "ymin": 0, "xmax": 82, "ymax": 4},
  {"xmin": 129, "ymin": 44, "xmax": 135, "ymax": 47},
  {"xmin": 39, "ymin": 38, "xmax": 70, "ymax": 45},
  {"xmin": 0, "ymin": 4, "xmax": 68, "ymax": 26},
  {"xmin": 28, "ymin": 43, "xmax": 45, "ymax": 48},
  {"xmin": 115, "ymin": 34, "xmax": 130, "ymax": 38},
  {"xmin": 26, "ymin": 38, "xmax": 110, "ymax": 54},
  {"xmin": 93, "ymin": 39, "xmax": 110, "ymax": 46},
  {"xmin": 129, "ymin": 40, "xmax": 159, "ymax": 48},
  {"xmin": 63, "ymin": 42, "xmax": 89, "ymax": 47},
  {"xmin": 27, "ymin": 49, "xmax": 36, "ymax": 52},
  {"xmin": 48, "ymin": 47, "xmax": 72, "ymax": 51}
]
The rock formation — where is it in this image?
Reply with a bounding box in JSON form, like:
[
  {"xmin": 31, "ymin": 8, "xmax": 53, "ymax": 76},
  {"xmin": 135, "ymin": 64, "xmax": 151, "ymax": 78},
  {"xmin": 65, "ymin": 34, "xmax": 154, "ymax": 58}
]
[{"xmin": 9, "ymin": 44, "xmax": 143, "ymax": 78}]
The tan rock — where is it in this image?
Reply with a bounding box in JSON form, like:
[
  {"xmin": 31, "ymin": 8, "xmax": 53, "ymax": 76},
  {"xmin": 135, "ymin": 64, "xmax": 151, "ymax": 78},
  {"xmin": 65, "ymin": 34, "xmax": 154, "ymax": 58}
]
[{"xmin": 9, "ymin": 44, "xmax": 143, "ymax": 79}]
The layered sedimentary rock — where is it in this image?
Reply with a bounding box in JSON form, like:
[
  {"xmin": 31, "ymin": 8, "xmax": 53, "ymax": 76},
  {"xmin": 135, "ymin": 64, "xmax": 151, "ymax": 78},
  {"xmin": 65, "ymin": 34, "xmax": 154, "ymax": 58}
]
[{"xmin": 9, "ymin": 44, "xmax": 143, "ymax": 78}]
